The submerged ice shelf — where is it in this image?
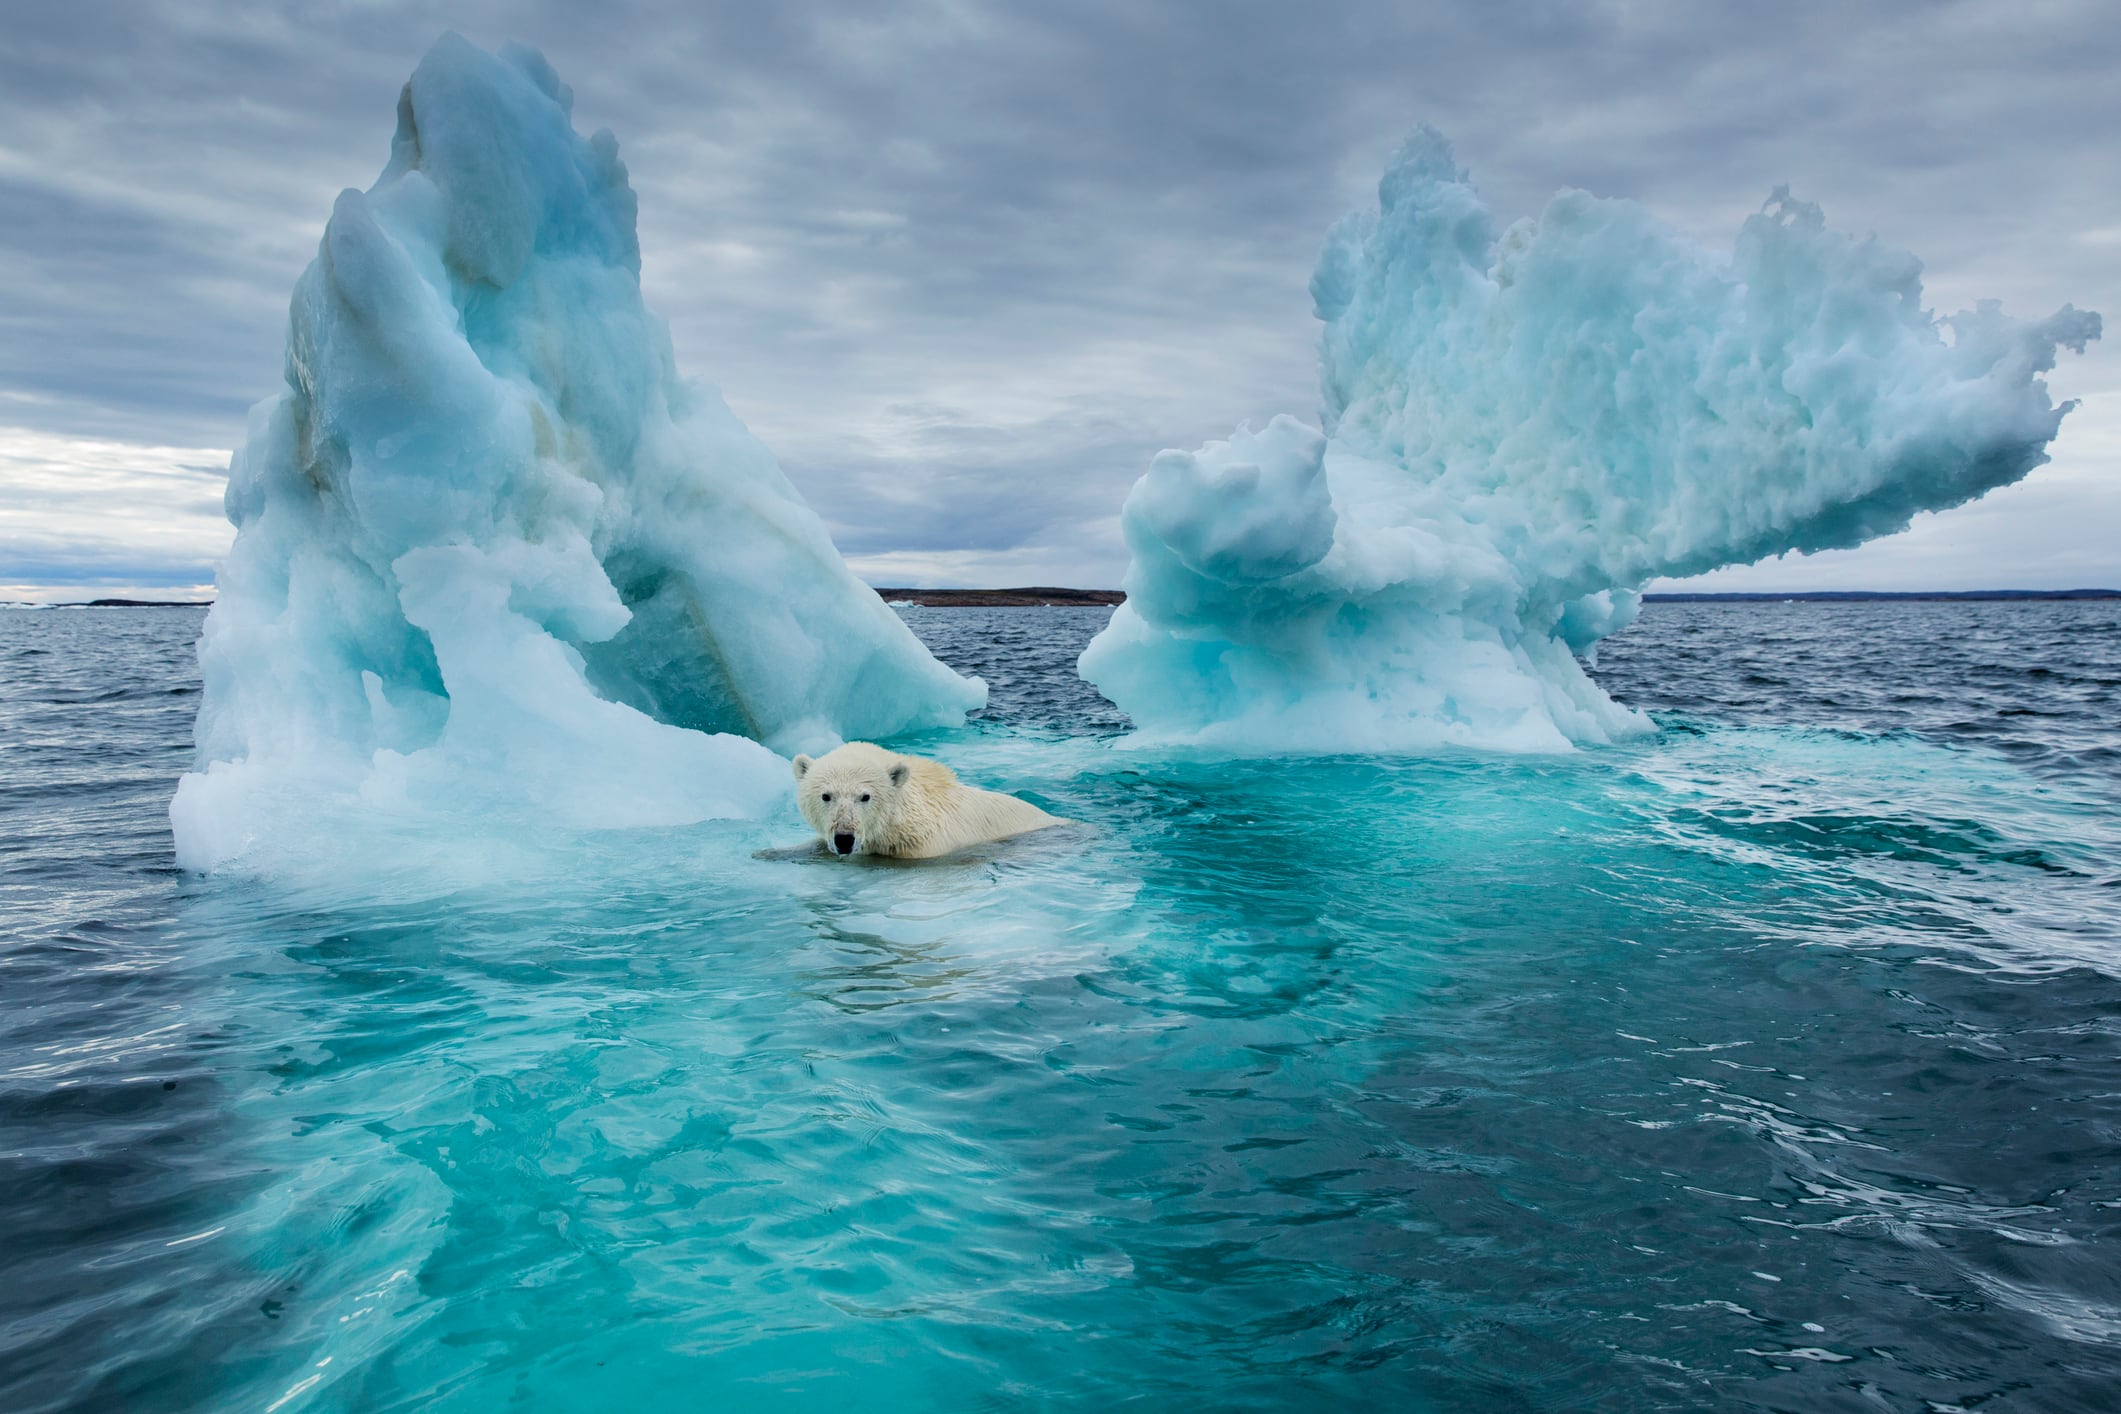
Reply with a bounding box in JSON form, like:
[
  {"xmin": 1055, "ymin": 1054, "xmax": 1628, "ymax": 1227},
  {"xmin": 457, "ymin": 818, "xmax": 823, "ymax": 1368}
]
[
  {"xmin": 1081, "ymin": 129, "xmax": 2100, "ymax": 752},
  {"xmin": 172, "ymin": 36, "xmax": 981, "ymax": 870}
]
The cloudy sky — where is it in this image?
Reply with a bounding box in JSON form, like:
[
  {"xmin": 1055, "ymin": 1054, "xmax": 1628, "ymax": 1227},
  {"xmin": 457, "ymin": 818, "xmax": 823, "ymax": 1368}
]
[{"xmin": 2, "ymin": 0, "xmax": 2115, "ymax": 601}]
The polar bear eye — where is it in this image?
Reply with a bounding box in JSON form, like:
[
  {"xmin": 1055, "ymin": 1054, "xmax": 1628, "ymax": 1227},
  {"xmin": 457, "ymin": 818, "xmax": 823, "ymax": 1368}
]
[
  {"xmin": 859, "ymin": 793, "xmax": 872, "ymax": 803},
  {"xmin": 820, "ymin": 792, "xmax": 833, "ymax": 803}
]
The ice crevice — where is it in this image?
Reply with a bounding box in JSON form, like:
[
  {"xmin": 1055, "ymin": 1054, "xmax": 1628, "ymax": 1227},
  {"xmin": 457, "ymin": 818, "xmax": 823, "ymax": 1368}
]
[{"xmin": 1080, "ymin": 128, "xmax": 2099, "ymax": 753}]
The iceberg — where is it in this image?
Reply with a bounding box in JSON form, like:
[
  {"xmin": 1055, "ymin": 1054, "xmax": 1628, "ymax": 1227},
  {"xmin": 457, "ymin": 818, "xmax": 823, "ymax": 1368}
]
[
  {"xmin": 172, "ymin": 35, "xmax": 982, "ymax": 870},
  {"xmin": 1081, "ymin": 129, "xmax": 2099, "ymax": 752}
]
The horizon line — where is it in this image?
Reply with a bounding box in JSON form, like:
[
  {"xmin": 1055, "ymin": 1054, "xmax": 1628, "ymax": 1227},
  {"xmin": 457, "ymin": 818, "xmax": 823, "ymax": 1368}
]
[{"xmin": 7, "ymin": 586, "xmax": 2120, "ymax": 610}]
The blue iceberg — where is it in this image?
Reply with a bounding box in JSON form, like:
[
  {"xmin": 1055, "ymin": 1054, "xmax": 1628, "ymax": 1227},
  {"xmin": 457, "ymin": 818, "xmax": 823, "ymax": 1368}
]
[
  {"xmin": 172, "ymin": 36, "xmax": 982, "ymax": 869},
  {"xmin": 1082, "ymin": 129, "xmax": 2099, "ymax": 752}
]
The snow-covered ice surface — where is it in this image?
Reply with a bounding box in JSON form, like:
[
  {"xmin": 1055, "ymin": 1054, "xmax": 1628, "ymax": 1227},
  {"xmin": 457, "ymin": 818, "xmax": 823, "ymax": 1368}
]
[
  {"xmin": 170, "ymin": 36, "xmax": 982, "ymax": 871},
  {"xmin": 1081, "ymin": 129, "xmax": 2100, "ymax": 753}
]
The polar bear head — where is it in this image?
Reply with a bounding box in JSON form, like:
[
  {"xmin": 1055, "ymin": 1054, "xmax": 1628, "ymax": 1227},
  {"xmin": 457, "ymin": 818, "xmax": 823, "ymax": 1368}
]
[{"xmin": 792, "ymin": 742, "xmax": 910, "ymax": 855}]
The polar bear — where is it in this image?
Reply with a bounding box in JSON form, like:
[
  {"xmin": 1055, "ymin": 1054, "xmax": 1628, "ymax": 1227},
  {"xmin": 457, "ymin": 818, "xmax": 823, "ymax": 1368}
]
[{"xmin": 792, "ymin": 742, "xmax": 1062, "ymax": 858}]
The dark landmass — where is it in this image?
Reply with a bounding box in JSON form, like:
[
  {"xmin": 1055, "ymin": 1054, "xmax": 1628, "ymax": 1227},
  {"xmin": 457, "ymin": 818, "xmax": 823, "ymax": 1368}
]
[
  {"xmin": 67, "ymin": 598, "xmax": 214, "ymax": 608},
  {"xmin": 0, "ymin": 598, "xmax": 216, "ymax": 608},
  {"xmin": 875, "ymin": 587, "xmax": 2121, "ymax": 608},
  {"xmin": 874, "ymin": 587, "xmax": 1125, "ymax": 607},
  {"xmin": 1644, "ymin": 589, "xmax": 2120, "ymax": 603}
]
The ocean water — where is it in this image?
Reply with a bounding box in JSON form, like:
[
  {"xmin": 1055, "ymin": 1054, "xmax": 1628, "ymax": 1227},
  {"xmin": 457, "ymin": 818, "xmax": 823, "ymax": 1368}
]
[{"xmin": 4, "ymin": 601, "xmax": 2119, "ymax": 1412}]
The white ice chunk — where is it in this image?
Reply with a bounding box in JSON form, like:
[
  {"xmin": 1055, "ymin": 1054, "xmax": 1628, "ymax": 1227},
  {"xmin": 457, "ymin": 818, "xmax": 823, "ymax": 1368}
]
[
  {"xmin": 1083, "ymin": 128, "xmax": 2098, "ymax": 752},
  {"xmin": 172, "ymin": 35, "xmax": 982, "ymax": 870}
]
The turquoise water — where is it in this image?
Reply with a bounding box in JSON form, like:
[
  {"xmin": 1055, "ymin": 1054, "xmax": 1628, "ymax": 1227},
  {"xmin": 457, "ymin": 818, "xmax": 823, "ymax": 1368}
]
[{"xmin": 5, "ymin": 602, "xmax": 2120, "ymax": 1411}]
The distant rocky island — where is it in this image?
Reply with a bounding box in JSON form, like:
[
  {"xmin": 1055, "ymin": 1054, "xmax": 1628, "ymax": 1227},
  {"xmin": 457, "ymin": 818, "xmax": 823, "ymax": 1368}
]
[
  {"xmin": 874, "ymin": 587, "xmax": 1125, "ymax": 607},
  {"xmin": 82, "ymin": 598, "xmax": 216, "ymax": 608},
  {"xmin": 7, "ymin": 598, "xmax": 218, "ymax": 608},
  {"xmin": 876, "ymin": 588, "xmax": 2120, "ymax": 607}
]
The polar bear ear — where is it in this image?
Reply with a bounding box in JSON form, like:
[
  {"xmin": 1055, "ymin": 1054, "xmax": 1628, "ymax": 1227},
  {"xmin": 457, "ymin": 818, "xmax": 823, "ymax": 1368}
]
[
  {"xmin": 888, "ymin": 762, "xmax": 909, "ymax": 787},
  {"xmin": 792, "ymin": 754, "xmax": 813, "ymax": 779}
]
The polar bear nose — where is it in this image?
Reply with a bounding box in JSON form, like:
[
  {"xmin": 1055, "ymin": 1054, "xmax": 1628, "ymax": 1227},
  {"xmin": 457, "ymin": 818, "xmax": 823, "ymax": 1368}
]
[{"xmin": 833, "ymin": 832, "xmax": 856, "ymax": 855}]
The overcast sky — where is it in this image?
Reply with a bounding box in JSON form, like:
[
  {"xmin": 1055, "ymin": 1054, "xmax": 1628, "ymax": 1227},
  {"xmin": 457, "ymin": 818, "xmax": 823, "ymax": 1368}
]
[{"xmin": 2, "ymin": 0, "xmax": 2115, "ymax": 600}]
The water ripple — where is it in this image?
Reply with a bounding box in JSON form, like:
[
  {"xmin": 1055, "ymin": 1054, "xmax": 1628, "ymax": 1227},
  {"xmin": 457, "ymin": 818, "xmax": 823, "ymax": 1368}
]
[{"xmin": 5, "ymin": 602, "xmax": 2121, "ymax": 1411}]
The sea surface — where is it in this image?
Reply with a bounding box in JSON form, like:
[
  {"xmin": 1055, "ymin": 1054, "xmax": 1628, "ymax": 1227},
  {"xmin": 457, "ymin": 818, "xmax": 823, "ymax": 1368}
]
[{"xmin": 3, "ymin": 601, "xmax": 2119, "ymax": 1412}]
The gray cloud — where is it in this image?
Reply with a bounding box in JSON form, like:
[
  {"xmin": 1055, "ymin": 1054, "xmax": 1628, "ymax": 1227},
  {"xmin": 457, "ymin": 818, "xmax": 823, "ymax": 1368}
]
[
  {"xmin": 1, "ymin": 0, "xmax": 2114, "ymax": 591},
  {"xmin": 0, "ymin": 429, "xmax": 230, "ymax": 599}
]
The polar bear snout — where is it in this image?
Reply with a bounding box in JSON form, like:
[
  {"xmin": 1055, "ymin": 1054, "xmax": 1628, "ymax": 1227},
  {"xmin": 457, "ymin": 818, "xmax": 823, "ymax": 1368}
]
[{"xmin": 795, "ymin": 748, "xmax": 889, "ymax": 857}]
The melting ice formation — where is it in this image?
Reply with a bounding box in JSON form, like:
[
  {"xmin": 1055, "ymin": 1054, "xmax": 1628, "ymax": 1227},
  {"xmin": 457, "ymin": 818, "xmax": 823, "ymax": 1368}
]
[
  {"xmin": 174, "ymin": 36, "xmax": 2100, "ymax": 867},
  {"xmin": 171, "ymin": 36, "xmax": 982, "ymax": 869},
  {"xmin": 1081, "ymin": 129, "xmax": 2099, "ymax": 752}
]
